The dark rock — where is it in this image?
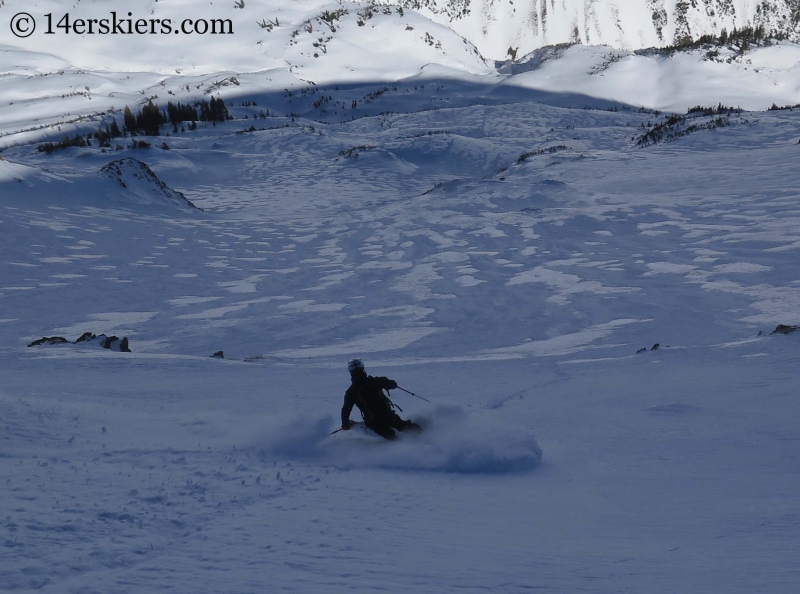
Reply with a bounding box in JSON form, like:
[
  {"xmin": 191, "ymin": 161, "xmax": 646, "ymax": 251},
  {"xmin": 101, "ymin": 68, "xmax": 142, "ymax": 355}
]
[
  {"xmin": 101, "ymin": 335, "xmax": 119, "ymax": 349},
  {"xmin": 28, "ymin": 336, "xmax": 68, "ymax": 347},
  {"xmin": 650, "ymin": 343, "xmax": 660, "ymax": 351},
  {"xmin": 772, "ymin": 324, "xmax": 800, "ymax": 335},
  {"xmin": 75, "ymin": 332, "xmax": 97, "ymax": 343},
  {"xmin": 212, "ymin": 351, "xmax": 224, "ymax": 359},
  {"xmin": 636, "ymin": 347, "xmax": 647, "ymax": 354},
  {"xmin": 98, "ymin": 335, "xmax": 132, "ymax": 352},
  {"xmin": 28, "ymin": 332, "xmax": 130, "ymax": 351}
]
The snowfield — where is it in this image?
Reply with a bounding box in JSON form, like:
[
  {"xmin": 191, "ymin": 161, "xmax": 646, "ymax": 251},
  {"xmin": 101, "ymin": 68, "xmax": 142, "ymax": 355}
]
[
  {"xmin": 4, "ymin": 0, "xmax": 800, "ymax": 150},
  {"xmin": 2, "ymin": 1, "xmax": 800, "ymax": 592},
  {"xmin": 392, "ymin": 0, "xmax": 800, "ymax": 59},
  {"xmin": 3, "ymin": 348, "xmax": 799, "ymax": 593}
]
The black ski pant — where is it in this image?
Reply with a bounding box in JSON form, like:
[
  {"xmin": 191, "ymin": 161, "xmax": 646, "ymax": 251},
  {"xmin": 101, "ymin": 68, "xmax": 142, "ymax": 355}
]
[{"xmin": 366, "ymin": 412, "xmax": 420, "ymax": 440}]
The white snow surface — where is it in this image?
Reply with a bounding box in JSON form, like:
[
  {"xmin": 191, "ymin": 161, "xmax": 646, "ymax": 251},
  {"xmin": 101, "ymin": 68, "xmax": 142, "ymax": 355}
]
[
  {"xmin": 2, "ymin": 3, "xmax": 800, "ymax": 593},
  {"xmin": 4, "ymin": 0, "xmax": 800, "ymax": 150},
  {"xmin": 382, "ymin": 0, "xmax": 800, "ymax": 59}
]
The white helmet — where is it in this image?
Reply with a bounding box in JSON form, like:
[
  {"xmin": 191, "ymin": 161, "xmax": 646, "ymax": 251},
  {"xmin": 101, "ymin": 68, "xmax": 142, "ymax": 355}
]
[{"xmin": 347, "ymin": 358, "xmax": 365, "ymax": 373}]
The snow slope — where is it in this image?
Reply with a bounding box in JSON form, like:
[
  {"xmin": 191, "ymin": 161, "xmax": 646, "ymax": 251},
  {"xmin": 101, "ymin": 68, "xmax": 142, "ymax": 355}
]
[
  {"xmin": 2, "ymin": 2, "xmax": 800, "ymax": 592},
  {"xmin": 5, "ymin": 0, "xmax": 800, "ymax": 63},
  {"xmin": 0, "ymin": 0, "xmax": 492, "ymax": 146},
  {"xmin": 2, "ymin": 67, "xmax": 800, "ymax": 592},
  {"xmin": 5, "ymin": 0, "xmax": 800, "ymax": 151},
  {"xmin": 385, "ymin": 0, "xmax": 800, "ymax": 58},
  {"xmin": 504, "ymin": 42, "xmax": 800, "ymax": 112}
]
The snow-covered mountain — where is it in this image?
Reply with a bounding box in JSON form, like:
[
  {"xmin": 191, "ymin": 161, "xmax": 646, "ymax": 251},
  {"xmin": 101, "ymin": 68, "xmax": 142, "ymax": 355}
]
[
  {"xmin": 0, "ymin": 1, "xmax": 488, "ymax": 130},
  {"xmin": 4, "ymin": 0, "xmax": 800, "ymax": 150},
  {"xmin": 0, "ymin": 0, "xmax": 489, "ymax": 75},
  {"xmin": 4, "ymin": 1, "xmax": 800, "ymax": 592},
  {"xmin": 0, "ymin": 0, "xmax": 494, "ymax": 146},
  {"xmin": 3, "ymin": 0, "xmax": 800, "ymax": 70},
  {"xmin": 382, "ymin": 0, "xmax": 800, "ymax": 58},
  {"xmin": 4, "ymin": 62, "xmax": 800, "ymax": 592}
]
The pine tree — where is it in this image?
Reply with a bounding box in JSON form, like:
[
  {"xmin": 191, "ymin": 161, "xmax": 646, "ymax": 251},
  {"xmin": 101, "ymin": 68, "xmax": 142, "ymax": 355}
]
[
  {"xmin": 95, "ymin": 125, "xmax": 111, "ymax": 147},
  {"xmin": 123, "ymin": 106, "xmax": 136, "ymax": 133},
  {"xmin": 137, "ymin": 100, "xmax": 163, "ymax": 136}
]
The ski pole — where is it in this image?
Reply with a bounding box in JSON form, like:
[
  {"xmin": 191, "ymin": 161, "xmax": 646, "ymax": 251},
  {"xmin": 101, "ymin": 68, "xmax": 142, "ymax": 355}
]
[{"xmin": 396, "ymin": 386, "xmax": 432, "ymax": 403}]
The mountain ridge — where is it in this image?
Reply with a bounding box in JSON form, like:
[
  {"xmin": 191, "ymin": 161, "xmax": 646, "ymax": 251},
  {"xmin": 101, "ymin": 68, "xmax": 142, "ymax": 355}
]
[
  {"xmin": 379, "ymin": 0, "xmax": 800, "ymax": 58},
  {"xmin": 3, "ymin": 0, "xmax": 800, "ymax": 149}
]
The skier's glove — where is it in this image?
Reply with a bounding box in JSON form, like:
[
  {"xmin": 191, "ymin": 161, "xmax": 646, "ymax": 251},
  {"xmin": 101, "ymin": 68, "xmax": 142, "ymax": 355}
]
[{"xmin": 387, "ymin": 380, "xmax": 398, "ymax": 389}]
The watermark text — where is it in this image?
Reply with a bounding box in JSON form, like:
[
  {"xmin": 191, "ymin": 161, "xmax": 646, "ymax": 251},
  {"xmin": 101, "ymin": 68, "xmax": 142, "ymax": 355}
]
[{"xmin": 10, "ymin": 12, "xmax": 234, "ymax": 38}]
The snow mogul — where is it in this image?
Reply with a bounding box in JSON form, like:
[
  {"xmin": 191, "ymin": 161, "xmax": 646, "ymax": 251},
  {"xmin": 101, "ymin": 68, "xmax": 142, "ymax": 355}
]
[{"xmin": 340, "ymin": 358, "xmax": 421, "ymax": 440}]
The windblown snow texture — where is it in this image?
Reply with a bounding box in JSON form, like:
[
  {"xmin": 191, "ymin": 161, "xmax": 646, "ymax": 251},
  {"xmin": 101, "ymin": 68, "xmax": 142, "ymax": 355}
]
[{"xmin": 2, "ymin": 2, "xmax": 800, "ymax": 592}]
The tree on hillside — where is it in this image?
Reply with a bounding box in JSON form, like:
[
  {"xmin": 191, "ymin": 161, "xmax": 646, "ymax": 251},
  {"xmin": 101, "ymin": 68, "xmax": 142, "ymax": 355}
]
[
  {"xmin": 136, "ymin": 101, "xmax": 164, "ymax": 136},
  {"xmin": 123, "ymin": 106, "xmax": 136, "ymax": 134}
]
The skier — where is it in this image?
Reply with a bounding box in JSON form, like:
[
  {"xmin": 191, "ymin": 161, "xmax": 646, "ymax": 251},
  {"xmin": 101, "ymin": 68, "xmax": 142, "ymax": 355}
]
[{"xmin": 341, "ymin": 358, "xmax": 420, "ymax": 440}]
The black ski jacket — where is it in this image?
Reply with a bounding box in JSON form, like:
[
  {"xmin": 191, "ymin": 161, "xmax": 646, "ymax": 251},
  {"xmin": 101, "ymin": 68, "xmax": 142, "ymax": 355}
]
[{"xmin": 341, "ymin": 374, "xmax": 397, "ymax": 426}]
